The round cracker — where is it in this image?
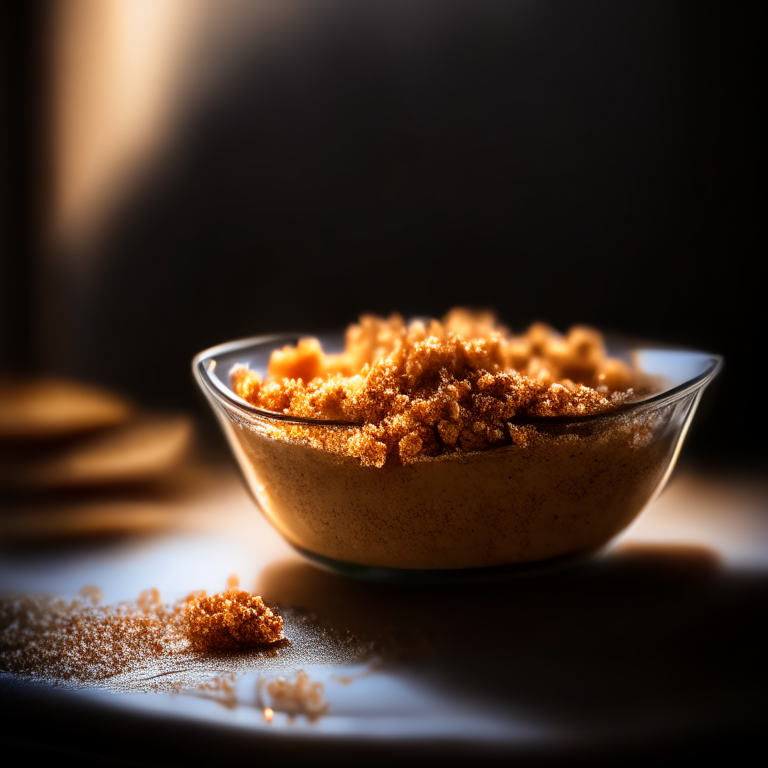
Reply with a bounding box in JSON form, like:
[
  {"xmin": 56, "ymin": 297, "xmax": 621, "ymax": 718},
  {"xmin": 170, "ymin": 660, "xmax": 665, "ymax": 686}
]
[
  {"xmin": 0, "ymin": 414, "xmax": 192, "ymax": 490},
  {"xmin": 0, "ymin": 377, "xmax": 132, "ymax": 442}
]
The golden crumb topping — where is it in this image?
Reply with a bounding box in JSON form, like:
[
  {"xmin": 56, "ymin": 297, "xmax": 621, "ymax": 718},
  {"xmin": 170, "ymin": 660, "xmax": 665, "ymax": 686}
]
[{"xmin": 232, "ymin": 309, "xmax": 648, "ymax": 467}]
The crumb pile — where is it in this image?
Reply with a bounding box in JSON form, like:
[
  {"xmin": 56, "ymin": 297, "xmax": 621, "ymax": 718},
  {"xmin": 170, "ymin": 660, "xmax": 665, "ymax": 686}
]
[
  {"xmin": 260, "ymin": 670, "xmax": 329, "ymax": 720},
  {"xmin": 232, "ymin": 309, "xmax": 648, "ymax": 467},
  {"xmin": 0, "ymin": 584, "xmax": 283, "ymax": 684}
]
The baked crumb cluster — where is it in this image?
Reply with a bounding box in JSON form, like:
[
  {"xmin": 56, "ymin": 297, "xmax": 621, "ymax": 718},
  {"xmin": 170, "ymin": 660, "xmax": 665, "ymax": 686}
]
[
  {"xmin": 0, "ymin": 583, "xmax": 283, "ymax": 682},
  {"xmin": 185, "ymin": 589, "xmax": 284, "ymax": 652},
  {"xmin": 232, "ymin": 309, "xmax": 644, "ymax": 467}
]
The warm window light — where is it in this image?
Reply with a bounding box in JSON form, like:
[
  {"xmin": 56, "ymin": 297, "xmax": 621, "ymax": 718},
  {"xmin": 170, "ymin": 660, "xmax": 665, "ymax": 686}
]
[
  {"xmin": 53, "ymin": 0, "xmax": 201, "ymax": 249},
  {"xmin": 51, "ymin": 0, "xmax": 304, "ymax": 250}
]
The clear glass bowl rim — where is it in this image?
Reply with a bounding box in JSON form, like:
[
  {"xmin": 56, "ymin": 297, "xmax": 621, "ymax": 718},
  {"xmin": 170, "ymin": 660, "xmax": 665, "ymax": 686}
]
[{"xmin": 193, "ymin": 333, "xmax": 723, "ymax": 427}]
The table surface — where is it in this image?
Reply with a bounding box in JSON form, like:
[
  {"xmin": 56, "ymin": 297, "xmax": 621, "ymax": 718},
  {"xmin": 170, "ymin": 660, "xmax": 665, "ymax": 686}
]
[{"xmin": 1, "ymin": 452, "xmax": 766, "ymax": 766}]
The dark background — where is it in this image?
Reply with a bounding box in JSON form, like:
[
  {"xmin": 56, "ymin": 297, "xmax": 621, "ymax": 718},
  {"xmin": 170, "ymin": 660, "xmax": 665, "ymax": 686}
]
[{"xmin": 1, "ymin": 0, "xmax": 763, "ymax": 468}]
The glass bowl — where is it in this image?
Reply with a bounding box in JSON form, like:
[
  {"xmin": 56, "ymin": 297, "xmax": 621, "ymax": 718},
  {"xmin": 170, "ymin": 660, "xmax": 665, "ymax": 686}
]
[{"xmin": 193, "ymin": 334, "xmax": 722, "ymax": 583}]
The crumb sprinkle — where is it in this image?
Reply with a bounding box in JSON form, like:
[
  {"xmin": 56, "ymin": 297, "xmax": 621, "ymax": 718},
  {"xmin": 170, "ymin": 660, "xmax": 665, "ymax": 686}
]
[{"xmin": 0, "ymin": 581, "xmax": 284, "ymax": 683}]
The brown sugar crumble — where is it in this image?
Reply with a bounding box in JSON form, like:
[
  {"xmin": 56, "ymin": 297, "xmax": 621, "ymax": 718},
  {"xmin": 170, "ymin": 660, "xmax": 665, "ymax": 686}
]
[{"xmin": 232, "ymin": 309, "xmax": 651, "ymax": 467}]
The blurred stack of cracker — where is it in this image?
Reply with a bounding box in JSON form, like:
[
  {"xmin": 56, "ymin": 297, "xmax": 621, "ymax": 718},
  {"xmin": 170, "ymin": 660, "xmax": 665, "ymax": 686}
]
[{"xmin": 0, "ymin": 377, "xmax": 198, "ymax": 543}]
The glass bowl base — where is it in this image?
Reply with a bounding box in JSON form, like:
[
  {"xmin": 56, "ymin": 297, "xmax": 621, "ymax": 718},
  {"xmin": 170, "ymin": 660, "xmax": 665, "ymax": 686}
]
[{"xmin": 290, "ymin": 544, "xmax": 607, "ymax": 584}]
